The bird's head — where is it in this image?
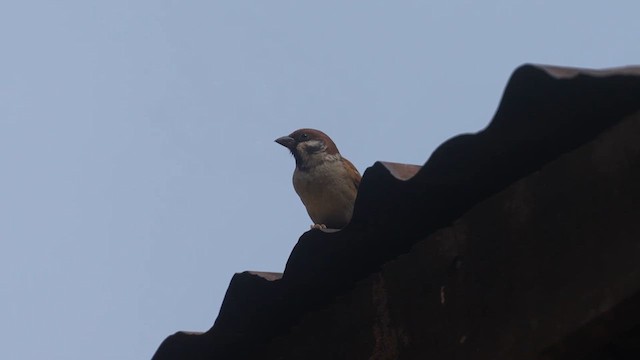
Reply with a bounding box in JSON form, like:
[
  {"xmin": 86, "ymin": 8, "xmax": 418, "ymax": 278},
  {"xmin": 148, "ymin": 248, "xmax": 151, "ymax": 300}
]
[{"xmin": 275, "ymin": 128, "xmax": 340, "ymax": 170}]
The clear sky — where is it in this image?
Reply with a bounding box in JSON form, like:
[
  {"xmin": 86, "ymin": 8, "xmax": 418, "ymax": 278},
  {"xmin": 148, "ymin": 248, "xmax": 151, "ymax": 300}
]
[{"xmin": 1, "ymin": 1, "xmax": 638, "ymax": 359}]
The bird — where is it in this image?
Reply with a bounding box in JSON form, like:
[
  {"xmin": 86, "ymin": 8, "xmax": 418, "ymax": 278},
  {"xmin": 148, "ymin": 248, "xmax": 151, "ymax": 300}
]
[{"xmin": 275, "ymin": 128, "xmax": 361, "ymax": 229}]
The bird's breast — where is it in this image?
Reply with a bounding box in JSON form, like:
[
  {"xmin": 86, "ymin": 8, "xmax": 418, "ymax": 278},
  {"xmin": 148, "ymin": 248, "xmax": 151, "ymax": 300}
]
[{"xmin": 292, "ymin": 160, "xmax": 356, "ymax": 228}]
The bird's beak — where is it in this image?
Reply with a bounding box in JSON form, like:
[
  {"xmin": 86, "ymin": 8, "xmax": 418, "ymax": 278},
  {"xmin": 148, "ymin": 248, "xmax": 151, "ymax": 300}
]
[{"xmin": 275, "ymin": 136, "xmax": 295, "ymax": 149}]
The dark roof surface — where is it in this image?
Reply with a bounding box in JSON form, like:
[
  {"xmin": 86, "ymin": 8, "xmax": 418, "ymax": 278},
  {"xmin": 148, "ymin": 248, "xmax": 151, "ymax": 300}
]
[{"xmin": 152, "ymin": 64, "xmax": 640, "ymax": 359}]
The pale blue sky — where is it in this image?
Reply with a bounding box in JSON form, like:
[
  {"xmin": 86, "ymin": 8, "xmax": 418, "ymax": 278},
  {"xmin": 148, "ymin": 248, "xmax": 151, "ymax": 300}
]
[{"xmin": 1, "ymin": 2, "xmax": 638, "ymax": 359}]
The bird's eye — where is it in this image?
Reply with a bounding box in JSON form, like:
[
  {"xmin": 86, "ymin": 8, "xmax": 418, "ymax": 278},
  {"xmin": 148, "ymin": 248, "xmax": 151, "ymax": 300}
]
[{"xmin": 300, "ymin": 133, "xmax": 309, "ymax": 140}]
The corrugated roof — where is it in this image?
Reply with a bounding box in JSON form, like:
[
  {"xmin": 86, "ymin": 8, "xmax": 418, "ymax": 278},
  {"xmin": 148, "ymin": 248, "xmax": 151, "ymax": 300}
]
[{"xmin": 152, "ymin": 64, "xmax": 640, "ymax": 359}]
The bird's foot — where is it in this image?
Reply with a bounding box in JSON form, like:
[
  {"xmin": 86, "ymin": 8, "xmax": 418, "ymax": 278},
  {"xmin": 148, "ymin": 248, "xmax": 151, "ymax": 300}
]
[{"xmin": 310, "ymin": 223, "xmax": 327, "ymax": 230}]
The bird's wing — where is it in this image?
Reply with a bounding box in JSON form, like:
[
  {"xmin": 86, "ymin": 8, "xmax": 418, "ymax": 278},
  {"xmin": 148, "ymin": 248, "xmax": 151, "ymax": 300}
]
[{"xmin": 342, "ymin": 157, "xmax": 361, "ymax": 190}]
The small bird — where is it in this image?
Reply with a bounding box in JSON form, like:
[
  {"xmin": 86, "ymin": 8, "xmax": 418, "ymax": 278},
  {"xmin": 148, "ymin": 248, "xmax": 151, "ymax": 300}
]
[{"xmin": 275, "ymin": 128, "xmax": 361, "ymax": 229}]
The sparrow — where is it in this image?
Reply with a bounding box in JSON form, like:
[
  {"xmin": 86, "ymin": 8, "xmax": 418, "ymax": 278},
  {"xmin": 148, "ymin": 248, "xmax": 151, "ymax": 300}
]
[{"xmin": 275, "ymin": 128, "xmax": 361, "ymax": 229}]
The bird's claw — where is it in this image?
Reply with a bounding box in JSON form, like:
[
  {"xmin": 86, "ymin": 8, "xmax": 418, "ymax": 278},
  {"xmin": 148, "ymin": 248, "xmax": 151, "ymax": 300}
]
[{"xmin": 310, "ymin": 224, "xmax": 327, "ymax": 230}]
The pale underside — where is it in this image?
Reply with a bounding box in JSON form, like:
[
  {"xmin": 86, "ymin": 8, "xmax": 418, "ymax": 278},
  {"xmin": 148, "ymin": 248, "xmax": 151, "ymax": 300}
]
[{"xmin": 292, "ymin": 152, "xmax": 358, "ymax": 229}]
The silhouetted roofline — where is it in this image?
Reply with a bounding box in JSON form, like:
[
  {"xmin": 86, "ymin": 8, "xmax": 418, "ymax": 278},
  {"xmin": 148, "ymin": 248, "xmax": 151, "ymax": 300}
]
[{"xmin": 152, "ymin": 64, "xmax": 640, "ymax": 359}]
